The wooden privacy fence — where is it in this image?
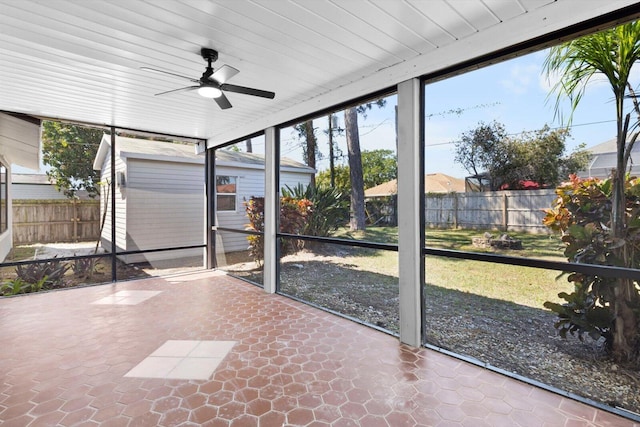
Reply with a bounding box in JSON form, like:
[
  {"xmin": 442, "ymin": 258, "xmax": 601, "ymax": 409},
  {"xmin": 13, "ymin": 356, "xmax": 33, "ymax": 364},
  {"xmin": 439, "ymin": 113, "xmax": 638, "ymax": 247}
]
[
  {"xmin": 13, "ymin": 199, "xmax": 100, "ymax": 244},
  {"xmin": 425, "ymin": 189, "xmax": 557, "ymax": 233}
]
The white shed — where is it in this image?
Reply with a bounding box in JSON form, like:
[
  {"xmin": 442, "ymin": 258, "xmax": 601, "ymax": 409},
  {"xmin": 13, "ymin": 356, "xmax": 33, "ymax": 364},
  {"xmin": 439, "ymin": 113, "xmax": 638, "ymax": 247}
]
[{"xmin": 93, "ymin": 135, "xmax": 314, "ymax": 264}]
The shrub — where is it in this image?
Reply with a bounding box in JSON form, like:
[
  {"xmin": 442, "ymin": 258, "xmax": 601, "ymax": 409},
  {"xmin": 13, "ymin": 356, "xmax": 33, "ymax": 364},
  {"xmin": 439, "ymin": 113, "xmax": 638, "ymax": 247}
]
[
  {"xmin": 0, "ymin": 277, "xmax": 47, "ymax": 296},
  {"xmin": 245, "ymin": 197, "xmax": 265, "ymax": 263},
  {"xmin": 72, "ymin": 256, "xmax": 98, "ymax": 280},
  {"xmin": 281, "ymin": 183, "xmax": 348, "ymax": 236},
  {"xmin": 245, "ymin": 195, "xmax": 312, "ymax": 263},
  {"xmin": 543, "ymin": 174, "xmax": 640, "ymax": 352},
  {"xmin": 15, "ymin": 258, "xmax": 69, "ymax": 289}
]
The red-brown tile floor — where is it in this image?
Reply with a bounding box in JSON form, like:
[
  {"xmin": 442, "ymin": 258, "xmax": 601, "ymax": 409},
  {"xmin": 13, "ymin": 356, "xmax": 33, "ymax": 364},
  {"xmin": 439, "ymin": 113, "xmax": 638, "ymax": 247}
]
[{"xmin": 0, "ymin": 271, "xmax": 636, "ymax": 426}]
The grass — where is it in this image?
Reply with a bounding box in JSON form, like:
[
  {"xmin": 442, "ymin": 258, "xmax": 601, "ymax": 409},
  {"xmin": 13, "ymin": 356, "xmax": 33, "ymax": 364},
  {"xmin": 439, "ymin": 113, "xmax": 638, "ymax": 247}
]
[
  {"xmin": 425, "ymin": 228, "xmax": 565, "ymax": 260},
  {"xmin": 328, "ymin": 226, "xmax": 570, "ymax": 309},
  {"xmin": 6, "ymin": 246, "xmax": 37, "ymax": 261}
]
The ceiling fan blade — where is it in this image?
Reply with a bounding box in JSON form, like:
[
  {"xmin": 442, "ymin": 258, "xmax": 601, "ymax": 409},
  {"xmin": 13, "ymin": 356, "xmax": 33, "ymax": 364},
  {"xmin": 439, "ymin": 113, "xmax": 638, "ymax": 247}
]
[
  {"xmin": 214, "ymin": 92, "xmax": 232, "ymax": 110},
  {"xmin": 141, "ymin": 67, "xmax": 199, "ymax": 83},
  {"xmin": 221, "ymin": 83, "xmax": 275, "ymax": 99},
  {"xmin": 211, "ymin": 65, "xmax": 239, "ymax": 84},
  {"xmin": 154, "ymin": 86, "xmax": 199, "ymax": 96}
]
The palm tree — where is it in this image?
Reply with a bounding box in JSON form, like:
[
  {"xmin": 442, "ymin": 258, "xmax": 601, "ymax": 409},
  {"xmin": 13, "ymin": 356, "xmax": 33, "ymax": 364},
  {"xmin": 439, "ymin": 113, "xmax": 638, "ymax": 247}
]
[{"xmin": 544, "ymin": 21, "xmax": 640, "ymax": 362}]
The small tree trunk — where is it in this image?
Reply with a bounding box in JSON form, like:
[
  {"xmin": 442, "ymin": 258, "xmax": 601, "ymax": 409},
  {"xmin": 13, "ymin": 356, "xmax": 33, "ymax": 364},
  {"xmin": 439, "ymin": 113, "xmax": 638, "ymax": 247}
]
[
  {"xmin": 345, "ymin": 107, "xmax": 366, "ymax": 231},
  {"xmin": 303, "ymin": 120, "xmax": 316, "ymax": 187},
  {"xmin": 328, "ymin": 114, "xmax": 335, "ymax": 188}
]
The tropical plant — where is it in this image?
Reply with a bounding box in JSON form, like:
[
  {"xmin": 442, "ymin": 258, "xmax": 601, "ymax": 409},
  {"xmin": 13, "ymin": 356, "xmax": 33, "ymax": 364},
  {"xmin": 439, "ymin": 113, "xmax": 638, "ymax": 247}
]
[
  {"xmin": 544, "ymin": 21, "xmax": 640, "ymax": 363},
  {"xmin": 72, "ymin": 256, "xmax": 99, "ymax": 280},
  {"xmin": 281, "ymin": 183, "xmax": 348, "ymax": 237},
  {"xmin": 0, "ymin": 277, "xmax": 47, "ymax": 296},
  {"xmin": 245, "ymin": 195, "xmax": 312, "ymax": 263},
  {"xmin": 245, "ymin": 197, "xmax": 265, "ymax": 264},
  {"xmin": 15, "ymin": 258, "xmax": 69, "ymax": 289},
  {"xmin": 543, "ymin": 175, "xmax": 640, "ymax": 351}
]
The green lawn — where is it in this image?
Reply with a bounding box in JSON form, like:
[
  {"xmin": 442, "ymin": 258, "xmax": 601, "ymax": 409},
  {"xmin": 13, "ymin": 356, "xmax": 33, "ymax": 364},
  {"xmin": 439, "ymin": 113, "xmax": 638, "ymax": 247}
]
[{"xmin": 331, "ymin": 226, "xmax": 571, "ymax": 309}]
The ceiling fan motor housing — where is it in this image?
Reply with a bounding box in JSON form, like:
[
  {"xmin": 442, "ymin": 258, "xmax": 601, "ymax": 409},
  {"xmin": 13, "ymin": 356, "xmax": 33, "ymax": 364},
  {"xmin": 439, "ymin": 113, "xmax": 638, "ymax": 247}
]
[{"xmin": 201, "ymin": 48, "xmax": 218, "ymax": 63}]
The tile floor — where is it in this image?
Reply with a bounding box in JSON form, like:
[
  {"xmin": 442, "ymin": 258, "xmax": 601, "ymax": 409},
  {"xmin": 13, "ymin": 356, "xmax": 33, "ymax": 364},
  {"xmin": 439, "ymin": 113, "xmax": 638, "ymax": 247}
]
[{"xmin": 0, "ymin": 270, "xmax": 636, "ymax": 426}]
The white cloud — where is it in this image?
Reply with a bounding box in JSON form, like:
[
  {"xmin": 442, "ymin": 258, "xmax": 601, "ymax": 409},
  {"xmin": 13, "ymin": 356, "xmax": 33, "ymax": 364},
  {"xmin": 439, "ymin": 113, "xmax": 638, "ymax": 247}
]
[{"xmin": 500, "ymin": 63, "xmax": 539, "ymax": 95}]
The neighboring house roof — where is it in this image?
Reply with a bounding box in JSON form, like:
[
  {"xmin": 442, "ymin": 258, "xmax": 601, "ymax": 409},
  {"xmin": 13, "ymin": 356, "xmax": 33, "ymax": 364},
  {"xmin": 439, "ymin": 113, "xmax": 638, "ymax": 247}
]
[
  {"xmin": 365, "ymin": 173, "xmax": 465, "ymax": 197},
  {"xmin": 365, "ymin": 180, "xmax": 397, "ymax": 198},
  {"xmin": 93, "ymin": 134, "xmax": 314, "ymax": 173}
]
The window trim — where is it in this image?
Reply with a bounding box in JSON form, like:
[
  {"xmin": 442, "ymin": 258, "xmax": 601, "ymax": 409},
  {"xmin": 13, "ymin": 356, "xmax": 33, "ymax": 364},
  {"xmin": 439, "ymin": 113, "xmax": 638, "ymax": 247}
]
[{"xmin": 215, "ymin": 175, "xmax": 238, "ymax": 212}]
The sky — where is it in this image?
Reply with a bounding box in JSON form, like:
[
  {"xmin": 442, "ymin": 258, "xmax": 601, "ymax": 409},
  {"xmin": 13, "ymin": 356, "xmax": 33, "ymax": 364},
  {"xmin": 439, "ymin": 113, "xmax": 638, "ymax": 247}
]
[
  {"xmin": 17, "ymin": 46, "xmax": 638, "ymax": 180},
  {"xmin": 275, "ymin": 46, "xmax": 639, "ymax": 179}
]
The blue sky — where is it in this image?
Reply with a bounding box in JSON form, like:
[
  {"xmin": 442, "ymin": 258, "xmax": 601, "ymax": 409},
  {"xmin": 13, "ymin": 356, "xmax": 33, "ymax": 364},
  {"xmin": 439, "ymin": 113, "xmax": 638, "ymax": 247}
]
[{"xmin": 278, "ymin": 47, "xmax": 637, "ymax": 179}]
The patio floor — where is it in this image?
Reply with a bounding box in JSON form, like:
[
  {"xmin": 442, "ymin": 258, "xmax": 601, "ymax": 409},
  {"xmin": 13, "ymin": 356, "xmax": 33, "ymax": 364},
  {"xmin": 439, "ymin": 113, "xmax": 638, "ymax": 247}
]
[{"xmin": 0, "ymin": 271, "xmax": 635, "ymax": 427}]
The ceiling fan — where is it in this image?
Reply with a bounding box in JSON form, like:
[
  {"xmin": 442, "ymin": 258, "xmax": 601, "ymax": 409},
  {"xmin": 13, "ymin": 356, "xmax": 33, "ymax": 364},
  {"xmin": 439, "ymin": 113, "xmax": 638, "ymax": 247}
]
[{"xmin": 141, "ymin": 48, "xmax": 275, "ymax": 110}]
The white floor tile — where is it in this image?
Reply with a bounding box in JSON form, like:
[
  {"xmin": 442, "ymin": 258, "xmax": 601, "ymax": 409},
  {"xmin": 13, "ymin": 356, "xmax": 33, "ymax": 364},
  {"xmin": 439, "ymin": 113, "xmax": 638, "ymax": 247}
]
[
  {"xmin": 190, "ymin": 340, "xmax": 236, "ymax": 357},
  {"xmin": 124, "ymin": 340, "xmax": 236, "ymax": 379},
  {"xmin": 165, "ymin": 357, "xmax": 223, "ymax": 380},
  {"xmin": 91, "ymin": 290, "xmax": 162, "ymax": 305},
  {"xmin": 124, "ymin": 356, "xmax": 181, "ymax": 378},
  {"xmin": 151, "ymin": 340, "xmax": 200, "ymax": 357}
]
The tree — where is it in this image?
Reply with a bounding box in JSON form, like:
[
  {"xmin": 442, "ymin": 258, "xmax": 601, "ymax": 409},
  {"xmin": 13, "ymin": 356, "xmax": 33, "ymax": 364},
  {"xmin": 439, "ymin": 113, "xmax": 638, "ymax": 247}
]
[
  {"xmin": 343, "ymin": 99, "xmax": 387, "ymax": 231},
  {"xmin": 506, "ymin": 126, "xmax": 588, "ymax": 189},
  {"xmin": 317, "ymin": 165, "xmax": 350, "ymax": 196},
  {"xmin": 544, "ymin": 21, "xmax": 640, "ymax": 363},
  {"xmin": 316, "ymin": 149, "xmax": 397, "ymax": 195},
  {"xmin": 454, "ymin": 122, "xmax": 588, "ymax": 190},
  {"xmin": 41, "ymin": 121, "xmax": 103, "ymax": 199},
  {"xmin": 345, "ymin": 107, "xmax": 365, "ymax": 230},
  {"xmin": 454, "ymin": 120, "xmax": 508, "ymax": 190},
  {"xmin": 294, "ymin": 120, "xmax": 318, "ymax": 187}
]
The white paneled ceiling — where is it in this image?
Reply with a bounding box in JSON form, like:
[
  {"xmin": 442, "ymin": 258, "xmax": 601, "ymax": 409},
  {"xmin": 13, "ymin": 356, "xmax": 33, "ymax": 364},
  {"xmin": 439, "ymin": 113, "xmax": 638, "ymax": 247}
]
[{"xmin": 0, "ymin": 0, "xmax": 638, "ymax": 147}]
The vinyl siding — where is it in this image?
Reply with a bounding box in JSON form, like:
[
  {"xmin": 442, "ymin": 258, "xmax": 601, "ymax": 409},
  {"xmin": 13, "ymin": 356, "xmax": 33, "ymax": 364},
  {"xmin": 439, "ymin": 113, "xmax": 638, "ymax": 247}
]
[
  {"xmin": 99, "ymin": 150, "xmax": 127, "ymax": 253},
  {"xmin": 215, "ymin": 165, "xmax": 262, "ymax": 253},
  {"xmin": 97, "ymin": 152, "xmax": 313, "ymax": 261},
  {"xmin": 214, "ymin": 167, "xmax": 313, "ymax": 254},
  {"xmin": 123, "ymin": 158, "xmax": 204, "ymax": 263}
]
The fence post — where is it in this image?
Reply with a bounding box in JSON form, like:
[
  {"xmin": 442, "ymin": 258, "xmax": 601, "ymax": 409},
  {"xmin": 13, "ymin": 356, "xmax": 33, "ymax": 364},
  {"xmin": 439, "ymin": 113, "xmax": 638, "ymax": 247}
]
[
  {"xmin": 72, "ymin": 199, "xmax": 78, "ymax": 242},
  {"xmin": 502, "ymin": 193, "xmax": 508, "ymax": 231},
  {"xmin": 453, "ymin": 193, "xmax": 458, "ymax": 229}
]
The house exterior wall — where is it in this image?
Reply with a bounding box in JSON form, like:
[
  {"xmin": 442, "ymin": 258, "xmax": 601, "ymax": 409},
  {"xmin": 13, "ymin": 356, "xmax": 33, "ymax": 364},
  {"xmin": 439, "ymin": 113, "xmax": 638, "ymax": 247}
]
[
  {"xmin": 214, "ymin": 165, "xmax": 313, "ymax": 254},
  {"xmin": 0, "ymin": 159, "xmax": 11, "ymax": 261},
  {"xmin": 99, "ymin": 149, "xmax": 127, "ymax": 254},
  {"xmin": 96, "ymin": 141, "xmax": 314, "ymax": 263},
  {"xmin": 12, "ymin": 184, "xmax": 91, "ymax": 200},
  {"xmin": 123, "ymin": 158, "xmax": 204, "ymax": 263},
  {"xmin": 0, "ymin": 113, "xmax": 40, "ymax": 171},
  {"xmin": 13, "ymin": 183, "xmax": 67, "ymax": 200},
  {"xmin": 0, "ymin": 114, "xmax": 41, "ymax": 261}
]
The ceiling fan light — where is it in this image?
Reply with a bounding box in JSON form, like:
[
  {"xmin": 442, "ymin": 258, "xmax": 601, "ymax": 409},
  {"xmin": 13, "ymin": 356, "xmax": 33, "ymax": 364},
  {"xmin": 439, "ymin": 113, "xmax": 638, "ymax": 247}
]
[{"xmin": 197, "ymin": 86, "xmax": 222, "ymax": 98}]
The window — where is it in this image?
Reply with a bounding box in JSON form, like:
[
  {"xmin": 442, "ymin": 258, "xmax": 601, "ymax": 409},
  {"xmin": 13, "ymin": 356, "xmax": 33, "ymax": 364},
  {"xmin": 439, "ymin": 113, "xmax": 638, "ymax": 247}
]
[
  {"xmin": 216, "ymin": 176, "xmax": 237, "ymax": 211},
  {"xmin": 0, "ymin": 163, "xmax": 6, "ymax": 234}
]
